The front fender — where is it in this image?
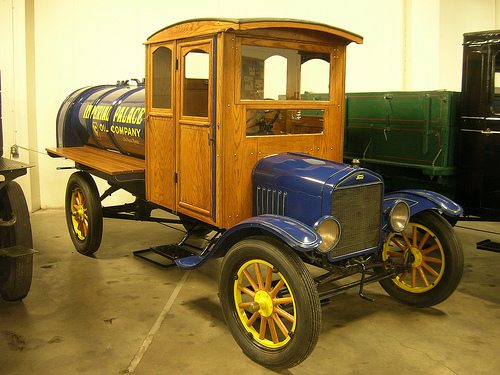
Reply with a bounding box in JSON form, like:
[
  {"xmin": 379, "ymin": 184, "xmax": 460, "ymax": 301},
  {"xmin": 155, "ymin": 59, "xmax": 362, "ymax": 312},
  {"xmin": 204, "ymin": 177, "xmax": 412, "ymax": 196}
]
[
  {"xmin": 384, "ymin": 190, "xmax": 463, "ymax": 218},
  {"xmin": 224, "ymin": 214, "xmax": 322, "ymax": 251},
  {"xmin": 174, "ymin": 215, "xmax": 321, "ymax": 270}
]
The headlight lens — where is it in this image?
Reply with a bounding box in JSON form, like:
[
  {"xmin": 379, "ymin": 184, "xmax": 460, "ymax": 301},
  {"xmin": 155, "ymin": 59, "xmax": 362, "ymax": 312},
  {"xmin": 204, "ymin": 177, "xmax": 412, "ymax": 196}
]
[
  {"xmin": 314, "ymin": 216, "xmax": 341, "ymax": 252},
  {"xmin": 388, "ymin": 200, "xmax": 410, "ymax": 232}
]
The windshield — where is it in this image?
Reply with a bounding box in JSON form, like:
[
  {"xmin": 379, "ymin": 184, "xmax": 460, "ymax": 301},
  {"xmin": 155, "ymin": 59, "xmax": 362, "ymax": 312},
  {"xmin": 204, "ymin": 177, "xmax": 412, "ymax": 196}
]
[
  {"xmin": 241, "ymin": 45, "xmax": 330, "ymax": 101},
  {"xmin": 240, "ymin": 43, "xmax": 331, "ymax": 136}
]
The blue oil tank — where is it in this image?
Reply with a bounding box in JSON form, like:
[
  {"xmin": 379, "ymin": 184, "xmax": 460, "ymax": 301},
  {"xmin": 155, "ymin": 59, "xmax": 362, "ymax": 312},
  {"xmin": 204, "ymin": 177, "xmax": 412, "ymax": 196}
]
[{"xmin": 56, "ymin": 82, "xmax": 145, "ymax": 158}]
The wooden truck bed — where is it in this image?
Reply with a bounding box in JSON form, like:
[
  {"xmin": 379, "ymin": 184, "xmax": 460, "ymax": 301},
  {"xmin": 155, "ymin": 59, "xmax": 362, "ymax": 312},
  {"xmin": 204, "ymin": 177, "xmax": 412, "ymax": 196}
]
[{"xmin": 46, "ymin": 146, "xmax": 145, "ymax": 175}]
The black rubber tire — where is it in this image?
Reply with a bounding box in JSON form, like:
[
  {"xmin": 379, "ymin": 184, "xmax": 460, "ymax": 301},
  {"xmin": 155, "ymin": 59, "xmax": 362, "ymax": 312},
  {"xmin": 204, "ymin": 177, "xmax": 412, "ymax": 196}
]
[
  {"xmin": 0, "ymin": 181, "xmax": 33, "ymax": 301},
  {"xmin": 65, "ymin": 172, "xmax": 103, "ymax": 255},
  {"xmin": 219, "ymin": 236, "xmax": 321, "ymax": 369},
  {"xmin": 379, "ymin": 210, "xmax": 464, "ymax": 308}
]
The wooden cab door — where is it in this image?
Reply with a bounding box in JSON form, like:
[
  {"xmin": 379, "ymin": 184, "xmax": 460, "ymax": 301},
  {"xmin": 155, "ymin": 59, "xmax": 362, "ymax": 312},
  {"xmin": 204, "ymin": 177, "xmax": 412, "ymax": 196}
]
[{"xmin": 176, "ymin": 38, "xmax": 215, "ymax": 223}]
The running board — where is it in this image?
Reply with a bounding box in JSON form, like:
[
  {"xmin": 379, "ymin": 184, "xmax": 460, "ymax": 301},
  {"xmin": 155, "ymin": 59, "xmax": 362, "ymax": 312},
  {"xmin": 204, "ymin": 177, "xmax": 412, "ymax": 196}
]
[
  {"xmin": 0, "ymin": 245, "xmax": 35, "ymax": 258},
  {"xmin": 477, "ymin": 239, "xmax": 500, "ymax": 253},
  {"xmin": 133, "ymin": 245, "xmax": 195, "ymax": 268},
  {"xmin": 133, "ymin": 227, "xmax": 224, "ymax": 269}
]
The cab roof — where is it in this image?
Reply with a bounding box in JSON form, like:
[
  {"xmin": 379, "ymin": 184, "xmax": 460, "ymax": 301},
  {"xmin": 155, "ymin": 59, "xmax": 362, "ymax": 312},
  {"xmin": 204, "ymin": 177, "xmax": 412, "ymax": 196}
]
[
  {"xmin": 463, "ymin": 29, "xmax": 500, "ymax": 45},
  {"xmin": 146, "ymin": 18, "xmax": 363, "ymax": 45}
]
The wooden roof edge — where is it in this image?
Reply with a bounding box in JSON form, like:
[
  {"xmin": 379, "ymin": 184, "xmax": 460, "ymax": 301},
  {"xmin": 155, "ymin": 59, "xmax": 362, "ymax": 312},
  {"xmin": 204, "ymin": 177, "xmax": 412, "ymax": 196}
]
[{"xmin": 146, "ymin": 18, "xmax": 363, "ymax": 45}]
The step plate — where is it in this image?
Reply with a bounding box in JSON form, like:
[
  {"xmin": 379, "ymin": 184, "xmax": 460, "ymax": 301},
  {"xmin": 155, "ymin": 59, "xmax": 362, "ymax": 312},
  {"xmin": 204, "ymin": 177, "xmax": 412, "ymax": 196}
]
[
  {"xmin": 133, "ymin": 245, "xmax": 196, "ymax": 267},
  {"xmin": 477, "ymin": 239, "xmax": 500, "ymax": 253}
]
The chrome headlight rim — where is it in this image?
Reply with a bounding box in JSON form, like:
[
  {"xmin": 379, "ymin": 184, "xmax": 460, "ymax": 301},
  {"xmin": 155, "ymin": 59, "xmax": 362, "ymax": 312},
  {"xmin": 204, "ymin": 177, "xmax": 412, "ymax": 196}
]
[
  {"xmin": 313, "ymin": 215, "xmax": 341, "ymax": 253},
  {"xmin": 387, "ymin": 200, "xmax": 410, "ymax": 233}
]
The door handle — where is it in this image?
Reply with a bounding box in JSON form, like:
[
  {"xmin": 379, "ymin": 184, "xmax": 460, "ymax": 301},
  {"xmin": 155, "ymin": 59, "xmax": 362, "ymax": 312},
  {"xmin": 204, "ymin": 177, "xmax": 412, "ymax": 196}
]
[
  {"xmin": 482, "ymin": 128, "xmax": 500, "ymax": 135},
  {"xmin": 461, "ymin": 128, "xmax": 500, "ymax": 135}
]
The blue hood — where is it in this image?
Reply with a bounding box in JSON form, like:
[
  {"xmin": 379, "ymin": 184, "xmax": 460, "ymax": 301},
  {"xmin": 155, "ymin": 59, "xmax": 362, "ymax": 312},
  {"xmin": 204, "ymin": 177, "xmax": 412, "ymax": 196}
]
[{"xmin": 253, "ymin": 153, "xmax": 383, "ymax": 226}]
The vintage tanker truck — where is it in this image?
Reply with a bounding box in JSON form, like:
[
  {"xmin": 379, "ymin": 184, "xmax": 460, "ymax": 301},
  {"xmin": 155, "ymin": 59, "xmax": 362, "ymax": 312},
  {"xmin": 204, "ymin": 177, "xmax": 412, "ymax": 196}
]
[{"xmin": 47, "ymin": 19, "xmax": 464, "ymax": 369}]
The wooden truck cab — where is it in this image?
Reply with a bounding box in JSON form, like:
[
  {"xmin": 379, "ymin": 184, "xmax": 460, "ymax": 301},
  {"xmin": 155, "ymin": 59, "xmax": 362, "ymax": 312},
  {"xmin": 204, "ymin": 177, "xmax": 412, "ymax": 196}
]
[{"xmin": 144, "ymin": 19, "xmax": 362, "ymax": 228}]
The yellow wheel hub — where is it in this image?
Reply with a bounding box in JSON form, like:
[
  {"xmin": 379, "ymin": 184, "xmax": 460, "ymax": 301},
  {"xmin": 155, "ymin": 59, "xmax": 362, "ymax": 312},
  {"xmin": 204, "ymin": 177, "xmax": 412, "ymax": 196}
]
[
  {"xmin": 253, "ymin": 290, "xmax": 274, "ymax": 317},
  {"xmin": 408, "ymin": 246, "xmax": 423, "ymax": 267},
  {"xmin": 75, "ymin": 206, "xmax": 85, "ymax": 222}
]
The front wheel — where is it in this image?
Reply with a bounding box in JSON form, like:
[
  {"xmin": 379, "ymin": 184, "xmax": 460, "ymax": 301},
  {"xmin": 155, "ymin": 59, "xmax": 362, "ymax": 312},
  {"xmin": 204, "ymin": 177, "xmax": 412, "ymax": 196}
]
[
  {"xmin": 380, "ymin": 210, "xmax": 464, "ymax": 308},
  {"xmin": 219, "ymin": 236, "xmax": 321, "ymax": 369},
  {"xmin": 65, "ymin": 172, "xmax": 103, "ymax": 255}
]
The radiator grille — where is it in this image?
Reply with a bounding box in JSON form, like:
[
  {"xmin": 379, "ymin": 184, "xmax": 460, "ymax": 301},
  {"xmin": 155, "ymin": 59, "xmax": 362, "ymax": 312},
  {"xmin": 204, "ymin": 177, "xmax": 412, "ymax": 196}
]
[
  {"xmin": 256, "ymin": 186, "xmax": 287, "ymax": 216},
  {"xmin": 330, "ymin": 183, "xmax": 382, "ymax": 259}
]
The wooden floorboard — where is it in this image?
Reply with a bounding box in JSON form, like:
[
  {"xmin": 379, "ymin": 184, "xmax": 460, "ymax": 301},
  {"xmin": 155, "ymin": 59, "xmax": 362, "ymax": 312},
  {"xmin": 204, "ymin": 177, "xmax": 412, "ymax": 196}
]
[{"xmin": 46, "ymin": 146, "xmax": 145, "ymax": 175}]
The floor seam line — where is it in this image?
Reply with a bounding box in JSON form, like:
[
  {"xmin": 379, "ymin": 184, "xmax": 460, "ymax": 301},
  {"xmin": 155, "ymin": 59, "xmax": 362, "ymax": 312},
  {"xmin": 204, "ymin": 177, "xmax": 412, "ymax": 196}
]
[{"xmin": 125, "ymin": 270, "xmax": 191, "ymax": 373}]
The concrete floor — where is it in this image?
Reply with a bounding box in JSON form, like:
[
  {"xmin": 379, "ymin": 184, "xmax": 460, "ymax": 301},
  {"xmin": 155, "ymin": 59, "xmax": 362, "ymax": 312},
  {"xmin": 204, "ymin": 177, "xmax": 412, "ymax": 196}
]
[{"xmin": 0, "ymin": 209, "xmax": 499, "ymax": 375}]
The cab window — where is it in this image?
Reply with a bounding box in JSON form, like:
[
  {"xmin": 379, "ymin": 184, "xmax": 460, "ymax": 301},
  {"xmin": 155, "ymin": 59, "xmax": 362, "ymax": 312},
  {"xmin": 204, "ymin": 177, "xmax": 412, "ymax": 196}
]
[
  {"xmin": 240, "ymin": 45, "xmax": 330, "ymax": 101},
  {"xmin": 241, "ymin": 43, "xmax": 330, "ymax": 136},
  {"xmin": 493, "ymin": 51, "xmax": 500, "ymax": 114},
  {"xmin": 183, "ymin": 50, "xmax": 209, "ymax": 117},
  {"xmin": 152, "ymin": 46, "xmax": 173, "ymax": 109}
]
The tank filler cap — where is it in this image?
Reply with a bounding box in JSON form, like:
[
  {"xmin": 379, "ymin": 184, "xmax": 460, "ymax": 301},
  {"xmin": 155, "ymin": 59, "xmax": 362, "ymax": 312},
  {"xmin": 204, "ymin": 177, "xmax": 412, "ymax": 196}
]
[{"xmin": 116, "ymin": 78, "xmax": 145, "ymax": 86}]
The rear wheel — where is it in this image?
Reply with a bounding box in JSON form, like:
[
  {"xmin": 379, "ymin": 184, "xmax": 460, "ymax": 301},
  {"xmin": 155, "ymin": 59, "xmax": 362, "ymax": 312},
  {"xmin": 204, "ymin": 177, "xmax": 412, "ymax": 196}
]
[
  {"xmin": 65, "ymin": 172, "xmax": 103, "ymax": 255},
  {"xmin": 0, "ymin": 181, "xmax": 33, "ymax": 301},
  {"xmin": 219, "ymin": 237, "xmax": 321, "ymax": 369},
  {"xmin": 380, "ymin": 210, "xmax": 464, "ymax": 308}
]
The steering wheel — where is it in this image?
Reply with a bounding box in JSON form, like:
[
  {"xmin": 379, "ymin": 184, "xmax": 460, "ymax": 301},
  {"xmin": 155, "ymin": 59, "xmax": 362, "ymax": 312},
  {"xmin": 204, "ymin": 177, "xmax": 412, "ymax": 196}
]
[{"xmin": 246, "ymin": 109, "xmax": 280, "ymax": 135}]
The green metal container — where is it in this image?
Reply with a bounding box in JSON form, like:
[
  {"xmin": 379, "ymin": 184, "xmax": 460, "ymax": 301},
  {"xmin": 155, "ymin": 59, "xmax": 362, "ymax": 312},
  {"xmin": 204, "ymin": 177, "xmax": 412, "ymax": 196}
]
[{"xmin": 344, "ymin": 91, "xmax": 461, "ymax": 195}]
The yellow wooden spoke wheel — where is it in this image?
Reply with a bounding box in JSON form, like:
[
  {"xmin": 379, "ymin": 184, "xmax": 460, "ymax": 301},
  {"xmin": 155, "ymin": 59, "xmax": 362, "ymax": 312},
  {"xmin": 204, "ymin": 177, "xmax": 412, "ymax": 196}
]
[
  {"xmin": 233, "ymin": 259, "xmax": 296, "ymax": 349},
  {"xmin": 219, "ymin": 236, "xmax": 321, "ymax": 369},
  {"xmin": 383, "ymin": 221, "xmax": 445, "ymax": 293},
  {"xmin": 70, "ymin": 187, "xmax": 89, "ymax": 241},
  {"xmin": 380, "ymin": 211, "xmax": 464, "ymax": 308},
  {"xmin": 65, "ymin": 172, "xmax": 103, "ymax": 255}
]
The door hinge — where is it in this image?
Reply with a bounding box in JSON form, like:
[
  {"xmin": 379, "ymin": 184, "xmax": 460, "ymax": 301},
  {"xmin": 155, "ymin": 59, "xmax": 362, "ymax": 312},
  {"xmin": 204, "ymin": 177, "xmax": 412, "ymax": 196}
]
[
  {"xmin": 175, "ymin": 58, "xmax": 179, "ymax": 71},
  {"xmin": 174, "ymin": 172, "xmax": 178, "ymax": 184},
  {"xmin": 208, "ymin": 133, "xmax": 215, "ymax": 146}
]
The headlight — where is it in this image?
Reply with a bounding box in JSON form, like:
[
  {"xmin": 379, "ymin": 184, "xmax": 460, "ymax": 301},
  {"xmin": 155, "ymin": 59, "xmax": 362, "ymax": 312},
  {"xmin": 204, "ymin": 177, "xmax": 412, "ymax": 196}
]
[
  {"xmin": 314, "ymin": 216, "xmax": 341, "ymax": 252},
  {"xmin": 387, "ymin": 200, "xmax": 410, "ymax": 232}
]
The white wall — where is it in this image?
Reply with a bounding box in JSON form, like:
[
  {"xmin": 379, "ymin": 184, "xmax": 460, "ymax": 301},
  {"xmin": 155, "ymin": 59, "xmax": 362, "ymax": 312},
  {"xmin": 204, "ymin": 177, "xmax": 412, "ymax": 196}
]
[
  {"xmin": 403, "ymin": 0, "xmax": 441, "ymax": 91},
  {"xmin": 438, "ymin": 0, "xmax": 499, "ymax": 91},
  {"xmin": 1, "ymin": 0, "xmax": 499, "ymax": 210},
  {"xmin": 0, "ymin": 0, "xmax": 39, "ymax": 211}
]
